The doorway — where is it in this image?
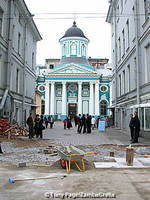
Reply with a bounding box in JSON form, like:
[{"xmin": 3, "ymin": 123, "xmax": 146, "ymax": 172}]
[{"xmin": 68, "ymin": 103, "xmax": 77, "ymax": 118}]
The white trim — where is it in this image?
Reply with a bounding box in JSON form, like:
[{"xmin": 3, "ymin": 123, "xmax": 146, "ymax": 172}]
[{"xmin": 130, "ymin": 103, "xmax": 150, "ymax": 108}]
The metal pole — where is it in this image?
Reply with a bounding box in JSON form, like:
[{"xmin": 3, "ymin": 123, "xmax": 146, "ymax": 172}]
[{"xmin": 135, "ymin": 0, "xmax": 140, "ymax": 106}]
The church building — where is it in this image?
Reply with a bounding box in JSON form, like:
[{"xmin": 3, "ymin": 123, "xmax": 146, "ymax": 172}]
[{"xmin": 36, "ymin": 22, "xmax": 112, "ymax": 119}]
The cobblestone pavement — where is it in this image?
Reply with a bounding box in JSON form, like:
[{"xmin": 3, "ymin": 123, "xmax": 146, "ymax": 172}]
[{"xmin": 43, "ymin": 121, "xmax": 150, "ymax": 146}]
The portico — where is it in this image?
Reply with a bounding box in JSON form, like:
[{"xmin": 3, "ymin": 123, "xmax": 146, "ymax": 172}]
[{"xmin": 44, "ymin": 79, "xmax": 100, "ymax": 119}]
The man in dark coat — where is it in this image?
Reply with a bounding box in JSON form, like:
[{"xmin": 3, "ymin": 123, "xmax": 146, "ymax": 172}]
[
  {"xmin": 39, "ymin": 115, "xmax": 44, "ymax": 139},
  {"xmin": 81, "ymin": 114, "xmax": 86, "ymax": 133},
  {"xmin": 34, "ymin": 114, "xmax": 40, "ymax": 138},
  {"xmin": 86, "ymin": 114, "xmax": 92, "ymax": 133},
  {"xmin": 131, "ymin": 112, "xmax": 140, "ymax": 143},
  {"xmin": 129, "ymin": 114, "xmax": 134, "ymax": 141},
  {"xmin": 26, "ymin": 113, "xmax": 34, "ymax": 139}
]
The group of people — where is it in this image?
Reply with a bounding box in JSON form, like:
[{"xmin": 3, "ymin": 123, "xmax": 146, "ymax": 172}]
[
  {"xmin": 26, "ymin": 114, "xmax": 55, "ymax": 139},
  {"xmin": 75, "ymin": 114, "xmax": 96, "ymax": 134},
  {"xmin": 129, "ymin": 111, "xmax": 140, "ymax": 143},
  {"xmin": 63, "ymin": 114, "xmax": 97, "ymax": 133}
]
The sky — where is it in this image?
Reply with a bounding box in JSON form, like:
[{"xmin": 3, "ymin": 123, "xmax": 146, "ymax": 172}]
[{"xmin": 24, "ymin": 0, "xmax": 111, "ymax": 65}]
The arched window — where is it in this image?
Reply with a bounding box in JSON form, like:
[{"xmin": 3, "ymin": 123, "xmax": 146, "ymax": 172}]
[
  {"xmin": 81, "ymin": 44, "xmax": 86, "ymax": 56},
  {"xmin": 63, "ymin": 44, "xmax": 66, "ymax": 56},
  {"xmin": 71, "ymin": 43, "xmax": 77, "ymax": 55},
  {"xmin": 100, "ymin": 100, "xmax": 107, "ymax": 116}
]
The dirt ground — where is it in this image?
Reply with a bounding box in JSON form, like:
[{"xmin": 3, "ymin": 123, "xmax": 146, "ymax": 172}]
[{"xmin": 0, "ymin": 137, "xmax": 150, "ymax": 200}]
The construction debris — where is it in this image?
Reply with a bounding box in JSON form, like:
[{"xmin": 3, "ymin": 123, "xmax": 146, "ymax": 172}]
[{"xmin": 0, "ymin": 119, "xmax": 28, "ymax": 139}]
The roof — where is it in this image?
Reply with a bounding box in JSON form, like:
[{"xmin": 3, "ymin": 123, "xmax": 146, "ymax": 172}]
[
  {"xmin": 60, "ymin": 57, "xmax": 90, "ymax": 65},
  {"xmin": 60, "ymin": 21, "xmax": 88, "ymax": 40}
]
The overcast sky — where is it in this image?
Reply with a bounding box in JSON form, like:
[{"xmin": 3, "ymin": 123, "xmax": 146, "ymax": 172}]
[{"xmin": 24, "ymin": 0, "xmax": 111, "ymax": 65}]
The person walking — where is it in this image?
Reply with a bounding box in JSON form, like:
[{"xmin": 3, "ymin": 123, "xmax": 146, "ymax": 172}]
[
  {"xmin": 63, "ymin": 118, "xmax": 67, "ymax": 129},
  {"xmin": 91, "ymin": 116, "xmax": 96, "ymax": 130},
  {"xmin": 67, "ymin": 116, "xmax": 72, "ymax": 129},
  {"xmin": 81, "ymin": 114, "xmax": 86, "ymax": 133},
  {"xmin": 86, "ymin": 114, "xmax": 92, "ymax": 133},
  {"xmin": 129, "ymin": 114, "xmax": 134, "ymax": 141},
  {"xmin": 50, "ymin": 117, "xmax": 54, "ymax": 128},
  {"xmin": 44, "ymin": 116, "xmax": 49, "ymax": 128},
  {"xmin": 26, "ymin": 113, "xmax": 34, "ymax": 139},
  {"xmin": 34, "ymin": 114, "xmax": 40, "ymax": 138},
  {"xmin": 131, "ymin": 112, "xmax": 140, "ymax": 143},
  {"xmin": 39, "ymin": 115, "xmax": 44, "ymax": 139},
  {"xmin": 77, "ymin": 114, "xmax": 82, "ymax": 133}
]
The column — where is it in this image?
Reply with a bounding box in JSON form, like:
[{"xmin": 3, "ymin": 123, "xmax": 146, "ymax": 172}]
[
  {"xmin": 89, "ymin": 82, "xmax": 94, "ymax": 115},
  {"xmin": 50, "ymin": 81, "xmax": 55, "ymax": 115},
  {"xmin": 44, "ymin": 82, "xmax": 50, "ymax": 115},
  {"xmin": 62, "ymin": 81, "xmax": 67, "ymax": 116},
  {"xmin": 78, "ymin": 82, "xmax": 82, "ymax": 115},
  {"xmin": 95, "ymin": 82, "xmax": 100, "ymax": 116}
]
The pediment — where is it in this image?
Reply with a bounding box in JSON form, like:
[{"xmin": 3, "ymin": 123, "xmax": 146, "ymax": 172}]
[{"xmin": 49, "ymin": 63, "xmax": 96, "ymax": 74}]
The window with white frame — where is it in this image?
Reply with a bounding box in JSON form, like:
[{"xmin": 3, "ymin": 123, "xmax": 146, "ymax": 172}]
[
  {"xmin": 145, "ymin": 44, "xmax": 150, "ymax": 83},
  {"xmin": 118, "ymin": 37, "xmax": 121, "ymax": 61},
  {"xmin": 119, "ymin": 74, "xmax": 121, "ymax": 96},
  {"xmin": 122, "ymin": 29, "xmax": 125, "ymax": 56},
  {"xmin": 63, "ymin": 44, "xmax": 66, "ymax": 56},
  {"xmin": 127, "ymin": 65, "xmax": 130, "ymax": 92},
  {"xmin": 16, "ymin": 69, "xmax": 20, "ymax": 93},
  {"xmin": 0, "ymin": 7, "xmax": 3, "ymax": 36},
  {"xmin": 144, "ymin": 0, "xmax": 150, "ymax": 20},
  {"xmin": 120, "ymin": 0, "xmax": 123, "ymax": 13},
  {"xmin": 71, "ymin": 43, "xmax": 77, "ymax": 55},
  {"xmin": 116, "ymin": 4, "xmax": 119, "ymax": 22},
  {"xmin": 32, "ymin": 52, "xmax": 34, "ymax": 69},
  {"xmin": 18, "ymin": 33, "xmax": 21, "ymax": 54},
  {"xmin": 126, "ymin": 20, "xmax": 130, "ymax": 49},
  {"xmin": 100, "ymin": 100, "xmax": 107, "ymax": 116},
  {"xmin": 123, "ymin": 70, "xmax": 125, "ymax": 94},
  {"xmin": 81, "ymin": 44, "xmax": 86, "ymax": 56}
]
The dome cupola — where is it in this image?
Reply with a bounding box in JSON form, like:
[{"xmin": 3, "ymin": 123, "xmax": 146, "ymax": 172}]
[
  {"xmin": 59, "ymin": 22, "xmax": 89, "ymax": 63},
  {"xmin": 60, "ymin": 21, "xmax": 88, "ymax": 40}
]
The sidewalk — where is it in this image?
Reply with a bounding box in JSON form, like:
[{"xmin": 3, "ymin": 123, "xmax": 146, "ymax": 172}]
[{"xmin": 43, "ymin": 121, "xmax": 150, "ymax": 146}]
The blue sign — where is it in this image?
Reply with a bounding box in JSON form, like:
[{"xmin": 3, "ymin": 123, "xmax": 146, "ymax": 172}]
[{"xmin": 98, "ymin": 120, "xmax": 106, "ymax": 132}]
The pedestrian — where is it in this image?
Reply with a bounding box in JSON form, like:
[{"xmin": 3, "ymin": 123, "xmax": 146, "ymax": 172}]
[
  {"xmin": 48, "ymin": 116, "xmax": 51, "ymax": 127},
  {"xmin": 131, "ymin": 112, "xmax": 140, "ymax": 143},
  {"xmin": 50, "ymin": 117, "xmax": 54, "ymax": 128},
  {"xmin": 81, "ymin": 114, "xmax": 86, "ymax": 133},
  {"xmin": 67, "ymin": 116, "xmax": 72, "ymax": 129},
  {"xmin": 77, "ymin": 114, "xmax": 82, "ymax": 133},
  {"xmin": 96, "ymin": 116, "xmax": 100, "ymax": 128},
  {"xmin": 91, "ymin": 116, "xmax": 96, "ymax": 130},
  {"xmin": 74, "ymin": 115, "xmax": 78, "ymax": 127},
  {"xmin": 63, "ymin": 118, "xmax": 67, "ymax": 129},
  {"xmin": 39, "ymin": 115, "xmax": 44, "ymax": 139},
  {"xmin": 44, "ymin": 116, "xmax": 49, "ymax": 128},
  {"xmin": 86, "ymin": 114, "xmax": 92, "ymax": 133},
  {"xmin": 34, "ymin": 114, "xmax": 40, "ymax": 138},
  {"xmin": 129, "ymin": 114, "xmax": 134, "ymax": 141},
  {"xmin": 26, "ymin": 113, "xmax": 34, "ymax": 139}
]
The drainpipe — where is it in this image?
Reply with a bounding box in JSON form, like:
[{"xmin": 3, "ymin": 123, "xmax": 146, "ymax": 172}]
[
  {"xmin": 6, "ymin": 0, "xmax": 14, "ymax": 89},
  {"xmin": 5, "ymin": 0, "xmax": 14, "ymax": 121},
  {"xmin": 113, "ymin": 1, "xmax": 118, "ymax": 127},
  {"xmin": 22, "ymin": 23, "xmax": 27, "ymax": 126},
  {"xmin": 135, "ymin": 0, "xmax": 140, "ymax": 106}
]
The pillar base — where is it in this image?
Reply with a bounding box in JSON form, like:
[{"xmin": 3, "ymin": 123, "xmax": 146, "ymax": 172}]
[{"xmin": 60, "ymin": 115, "xmax": 67, "ymax": 120}]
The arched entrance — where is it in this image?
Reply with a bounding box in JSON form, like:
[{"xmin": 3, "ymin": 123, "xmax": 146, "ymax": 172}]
[
  {"xmin": 68, "ymin": 103, "xmax": 77, "ymax": 118},
  {"xmin": 100, "ymin": 100, "xmax": 107, "ymax": 116}
]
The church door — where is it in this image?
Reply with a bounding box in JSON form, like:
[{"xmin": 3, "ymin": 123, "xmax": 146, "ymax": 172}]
[{"xmin": 68, "ymin": 103, "xmax": 77, "ymax": 118}]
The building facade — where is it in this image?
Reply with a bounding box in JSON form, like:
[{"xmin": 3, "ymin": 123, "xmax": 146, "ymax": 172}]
[
  {"xmin": 0, "ymin": 0, "xmax": 42, "ymax": 124},
  {"xmin": 106, "ymin": 0, "xmax": 150, "ymax": 133},
  {"xmin": 36, "ymin": 22, "xmax": 112, "ymax": 119}
]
